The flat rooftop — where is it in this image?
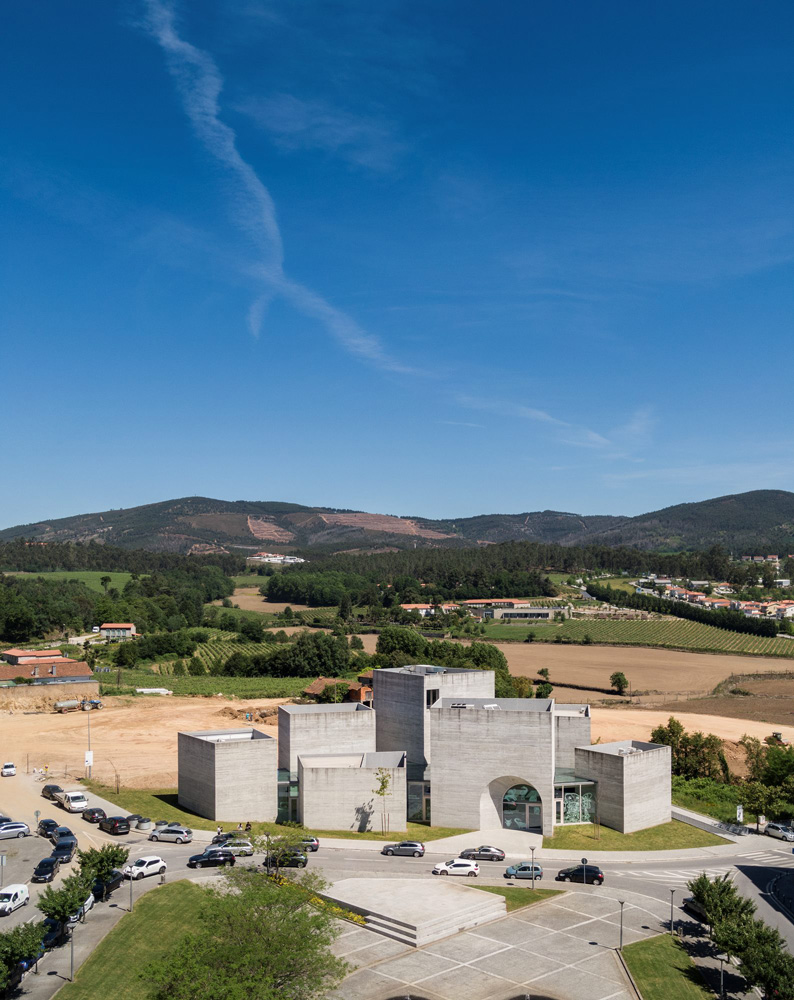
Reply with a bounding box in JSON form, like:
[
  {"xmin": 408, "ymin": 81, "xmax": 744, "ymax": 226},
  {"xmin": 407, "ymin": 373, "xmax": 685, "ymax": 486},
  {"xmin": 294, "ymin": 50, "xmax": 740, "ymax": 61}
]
[
  {"xmin": 299, "ymin": 751, "xmax": 406, "ymax": 769},
  {"xmin": 434, "ymin": 698, "xmax": 589, "ymax": 716},
  {"xmin": 279, "ymin": 703, "xmax": 373, "ymax": 715},
  {"xmin": 378, "ymin": 664, "xmax": 486, "ymax": 676},
  {"xmin": 182, "ymin": 728, "xmax": 273, "ymax": 743},
  {"xmin": 579, "ymin": 739, "xmax": 663, "ymax": 756}
]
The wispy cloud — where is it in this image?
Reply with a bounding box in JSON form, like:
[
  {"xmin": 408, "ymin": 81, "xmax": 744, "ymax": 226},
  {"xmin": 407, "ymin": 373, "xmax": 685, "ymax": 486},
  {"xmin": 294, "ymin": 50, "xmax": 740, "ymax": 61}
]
[
  {"xmin": 237, "ymin": 93, "xmax": 403, "ymax": 171},
  {"xmin": 438, "ymin": 420, "xmax": 485, "ymax": 429},
  {"xmin": 454, "ymin": 393, "xmax": 611, "ymax": 449},
  {"xmin": 141, "ymin": 0, "xmax": 412, "ymax": 373}
]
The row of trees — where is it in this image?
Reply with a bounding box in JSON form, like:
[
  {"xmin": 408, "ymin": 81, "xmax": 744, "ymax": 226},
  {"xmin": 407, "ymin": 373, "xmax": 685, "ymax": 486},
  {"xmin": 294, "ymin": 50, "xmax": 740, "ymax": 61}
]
[
  {"xmin": 0, "ymin": 539, "xmax": 246, "ymax": 576},
  {"xmin": 688, "ymin": 873, "xmax": 794, "ymax": 998},
  {"xmin": 586, "ymin": 582, "xmax": 781, "ymax": 638}
]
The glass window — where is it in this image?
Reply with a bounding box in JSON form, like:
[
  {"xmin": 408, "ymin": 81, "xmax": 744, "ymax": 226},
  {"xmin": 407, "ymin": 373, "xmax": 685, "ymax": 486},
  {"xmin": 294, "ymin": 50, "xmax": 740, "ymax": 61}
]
[
  {"xmin": 563, "ymin": 786, "xmax": 581, "ymax": 824},
  {"xmin": 426, "ymin": 688, "xmax": 439, "ymax": 708}
]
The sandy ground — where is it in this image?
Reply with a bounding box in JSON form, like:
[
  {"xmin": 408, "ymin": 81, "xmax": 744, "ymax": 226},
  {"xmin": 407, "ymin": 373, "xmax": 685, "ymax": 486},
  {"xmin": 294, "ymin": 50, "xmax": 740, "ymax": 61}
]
[
  {"xmin": 0, "ymin": 696, "xmax": 284, "ymax": 789},
  {"xmin": 214, "ymin": 589, "xmax": 315, "ymax": 614},
  {"xmin": 590, "ymin": 706, "xmax": 794, "ymax": 744}
]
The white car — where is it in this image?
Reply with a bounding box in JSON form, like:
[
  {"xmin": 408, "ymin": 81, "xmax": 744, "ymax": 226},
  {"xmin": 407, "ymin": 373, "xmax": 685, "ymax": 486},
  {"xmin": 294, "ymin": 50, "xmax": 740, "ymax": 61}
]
[
  {"xmin": 765, "ymin": 822, "xmax": 794, "ymax": 842},
  {"xmin": 0, "ymin": 884, "xmax": 29, "ymax": 915},
  {"xmin": 1, "ymin": 763, "xmax": 16, "ymax": 777},
  {"xmin": 432, "ymin": 858, "xmax": 480, "ymax": 878},
  {"xmin": 149, "ymin": 826, "xmax": 192, "ymax": 844},
  {"xmin": 123, "ymin": 856, "xmax": 167, "ymax": 880},
  {"xmin": 68, "ymin": 892, "xmax": 95, "ymax": 924}
]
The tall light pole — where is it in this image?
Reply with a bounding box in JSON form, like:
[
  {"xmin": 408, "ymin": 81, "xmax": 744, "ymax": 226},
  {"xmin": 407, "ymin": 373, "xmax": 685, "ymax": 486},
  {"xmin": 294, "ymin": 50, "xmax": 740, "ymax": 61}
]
[
  {"xmin": 718, "ymin": 953, "xmax": 728, "ymax": 999},
  {"xmin": 129, "ymin": 873, "xmax": 134, "ymax": 913},
  {"xmin": 69, "ymin": 926, "xmax": 75, "ymax": 982},
  {"xmin": 530, "ymin": 845, "xmax": 536, "ymax": 891},
  {"xmin": 618, "ymin": 900, "xmax": 625, "ymax": 952},
  {"xmin": 669, "ymin": 888, "xmax": 676, "ymax": 935}
]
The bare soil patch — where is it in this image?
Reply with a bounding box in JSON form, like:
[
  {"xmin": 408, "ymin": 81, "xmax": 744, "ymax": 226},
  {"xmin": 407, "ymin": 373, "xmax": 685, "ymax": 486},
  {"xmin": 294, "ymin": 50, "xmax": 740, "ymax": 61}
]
[
  {"xmin": 654, "ymin": 675, "xmax": 794, "ymax": 729},
  {"xmin": 590, "ymin": 706, "xmax": 794, "ymax": 745},
  {"xmin": 213, "ymin": 588, "xmax": 315, "ymax": 613}
]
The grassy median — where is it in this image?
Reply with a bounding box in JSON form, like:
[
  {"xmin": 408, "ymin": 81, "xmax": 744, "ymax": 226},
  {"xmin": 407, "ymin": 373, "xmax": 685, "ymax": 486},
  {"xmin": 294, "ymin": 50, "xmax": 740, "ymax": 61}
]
[
  {"xmin": 56, "ymin": 881, "xmax": 204, "ymax": 1000},
  {"xmin": 471, "ymin": 885, "xmax": 562, "ymax": 911},
  {"xmin": 542, "ymin": 819, "xmax": 728, "ymax": 851},
  {"xmin": 623, "ymin": 934, "xmax": 712, "ymax": 999}
]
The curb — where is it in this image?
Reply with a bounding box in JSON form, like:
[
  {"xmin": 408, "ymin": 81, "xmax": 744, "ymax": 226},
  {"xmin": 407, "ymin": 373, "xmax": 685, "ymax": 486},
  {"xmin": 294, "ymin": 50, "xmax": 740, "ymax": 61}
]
[{"xmin": 615, "ymin": 948, "xmax": 643, "ymax": 1000}]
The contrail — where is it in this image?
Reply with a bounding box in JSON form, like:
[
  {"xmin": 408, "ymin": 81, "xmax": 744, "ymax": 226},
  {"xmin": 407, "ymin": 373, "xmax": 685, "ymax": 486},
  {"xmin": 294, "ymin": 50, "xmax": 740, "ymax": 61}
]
[{"xmin": 142, "ymin": 0, "xmax": 413, "ymax": 373}]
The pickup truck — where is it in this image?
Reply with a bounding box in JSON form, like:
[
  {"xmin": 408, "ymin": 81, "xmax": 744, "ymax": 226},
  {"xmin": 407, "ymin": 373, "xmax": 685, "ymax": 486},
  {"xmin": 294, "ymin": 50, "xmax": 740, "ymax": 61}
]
[{"xmin": 54, "ymin": 790, "xmax": 89, "ymax": 813}]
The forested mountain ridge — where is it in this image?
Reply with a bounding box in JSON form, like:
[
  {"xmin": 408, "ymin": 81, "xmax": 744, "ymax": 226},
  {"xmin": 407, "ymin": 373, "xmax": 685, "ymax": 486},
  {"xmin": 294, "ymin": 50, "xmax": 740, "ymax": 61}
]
[{"xmin": 2, "ymin": 490, "xmax": 794, "ymax": 555}]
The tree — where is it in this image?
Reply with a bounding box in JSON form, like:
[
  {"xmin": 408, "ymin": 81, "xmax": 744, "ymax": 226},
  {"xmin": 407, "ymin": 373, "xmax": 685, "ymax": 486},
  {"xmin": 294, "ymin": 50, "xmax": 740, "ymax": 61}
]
[
  {"xmin": 372, "ymin": 766, "xmax": 392, "ymax": 834},
  {"xmin": 238, "ymin": 617, "xmax": 265, "ymax": 643},
  {"xmin": 37, "ymin": 873, "xmax": 94, "ymax": 927},
  {"xmin": 338, "ymin": 593, "xmax": 352, "ymax": 621},
  {"xmin": 536, "ymin": 681, "xmax": 553, "ymax": 699},
  {"xmin": 739, "ymin": 734, "xmax": 767, "ymax": 782},
  {"xmin": 349, "ymin": 635, "xmax": 364, "ymax": 650},
  {"xmin": 609, "ymin": 671, "xmax": 629, "ymax": 695},
  {"xmin": 315, "ymin": 682, "xmax": 350, "ymax": 704},
  {"xmin": 187, "ymin": 656, "xmax": 205, "ymax": 676},
  {"xmin": 100, "ymin": 575, "xmax": 112, "ymax": 595},
  {"xmin": 0, "ymin": 921, "xmax": 47, "ymax": 989},
  {"xmin": 143, "ymin": 866, "xmax": 347, "ymax": 1000},
  {"xmin": 741, "ymin": 781, "xmax": 784, "ymax": 831},
  {"xmin": 77, "ymin": 844, "xmax": 129, "ymax": 898},
  {"xmin": 376, "ymin": 626, "xmax": 426, "ymax": 659},
  {"xmin": 513, "ymin": 676, "xmax": 534, "ymax": 698},
  {"xmin": 537, "ymin": 667, "xmax": 550, "ymax": 681}
]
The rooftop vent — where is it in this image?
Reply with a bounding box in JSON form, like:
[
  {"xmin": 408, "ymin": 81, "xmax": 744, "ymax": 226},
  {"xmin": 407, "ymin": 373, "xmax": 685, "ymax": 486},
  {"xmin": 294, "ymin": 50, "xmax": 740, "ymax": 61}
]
[
  {"xmin": 483, "ymin": 703, "xmax": 501, "ymax": 710},
  {"xmin": 618, "ymin": 747, "xmax": 643, "ymax": 756},
  {"xmin": 450, "ymin": 702, "xmax": 474, "ymax": 709}
]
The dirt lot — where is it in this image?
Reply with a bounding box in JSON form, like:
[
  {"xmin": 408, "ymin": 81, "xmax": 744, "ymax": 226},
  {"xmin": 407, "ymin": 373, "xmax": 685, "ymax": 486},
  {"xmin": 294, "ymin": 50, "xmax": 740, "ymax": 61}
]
[
  {"xmin": 653, "ymin": 675, "xmax": 794, "ymax": 728},
  {"xmin": 590, "ymin": 706, "xmax": 794, "ymax": 746},
  {"xmin": 1, "ymin": 696, "xmax": 285, "ymax": 789},
  {"xmin": 215, "ymin": 588, "xmax": 315, "ymax": 614}
]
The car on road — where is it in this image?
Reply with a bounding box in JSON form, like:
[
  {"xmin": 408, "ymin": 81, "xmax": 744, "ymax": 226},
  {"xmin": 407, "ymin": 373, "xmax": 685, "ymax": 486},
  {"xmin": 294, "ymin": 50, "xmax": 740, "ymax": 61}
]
[
  {"xmin": 301, "ymin": 836, "xmax": 320, "ymax": 852},
  {"xmin": 211, "ymin": 832, "xmax": 236, "ymax": 845},
  {"xmin": 149, "ymin": 825, "xmax": 192, "ymax": 844},
  {"xmin": 381, "ymin": 841, "xmax": 425, "ymax": 857},
  {"xmin": 765, "ymin": 822, "xmax": 794, "ymax": 842},
  {"xmin": 82, "ymin": 807, "xmax": 106, "ymax": 824},
  {"xmin": 682, "ymin": 896, "xmax": 708, "ymax": 921},
  {"xmin": 123, "ymin": 856, "xmax": 167, "ymax": 880},
  {"xmin": 99, "ymin": 816, "xmax": 130, "ymax": 835},
  {"xmin": 187, "ymin": 849, "xmax": 236, "ymax": 869},
  {"xmin": 49, "ymin": 825, "xmax": 74, "ymax": 844},
  {"xmin": 555, "ymin": 864, "xmax": 604, "ymax": 885},
  {"xmin": 92, "ymin": 869, "xmax": 125, "ymax": 901},
  {"xmin": 51, "ymin": 837, "xmax": 78, "ymax": 863},
  {"xmin": 504, "ymin": 861, "xmax": 544, "ymax": 881},
  {"xmin": 218, "ymin": 838, "xmax": 253, "ymax": 856},
  {"xmin": 42, "ymin": 918, "xmax": 68, "ymax": 949},
  {"xmin": 32, "ymin": 857, "xmax": 62, "ymax": 883},
  {"xmin": 1, "ymin": 762, "xmax": 16, "ymax": 777},
  {"xmin": 0, "ymin": 821, "xmax": 30, "ymax": 840},
  {"xmin": 0, "ymin": 885, "xmax": 30, "ymax": 915},
  {"xmin": 458, "ymin": 845, "xmax": 505, "ymax": 862},
  {"xmin": 432, "ymin": 859, "xmax": 480, "ymax": 877},
  {"xmin": 37, "ymin": 818, "xmax": 60, "ymax": 838},
  {"xmin": 67, "ymin": 892, "xmax": 95, "ymax": 924},
  {"xmin": 263, "ymin": 848, "xmax": 307, "ymax": 869},
  {"xmin": 41, "ymin": 784, "xmax": 64, "ymax": 801}
]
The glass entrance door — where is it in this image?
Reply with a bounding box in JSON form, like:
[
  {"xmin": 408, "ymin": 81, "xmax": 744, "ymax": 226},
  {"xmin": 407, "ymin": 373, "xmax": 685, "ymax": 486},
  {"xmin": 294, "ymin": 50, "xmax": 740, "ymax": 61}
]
[{"xmin": 502, "ymin": 785, "xmax": 542, "ymax": 830}]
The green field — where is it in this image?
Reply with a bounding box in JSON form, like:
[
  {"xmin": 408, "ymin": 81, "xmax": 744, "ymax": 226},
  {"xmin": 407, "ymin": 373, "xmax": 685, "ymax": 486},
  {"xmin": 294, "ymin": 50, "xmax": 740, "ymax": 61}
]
[
  {"xmin": 481, "ymin": 616, "xmax": 794, "ymax": 657},
  {"xmin": 56, "ymin": 881, "xmax": 203, "ymax": 1000},
  {"xmin": 472, "ymin": 885, "xmax": 562, "ymax": 911},
  {"xmin": 587, "ymin": 575, "xmax": 639, "ymax": 593},
  {"xmin": 81, "ymin": 782, "xmax": 469, "ymax": 841},
  {"xmin": 623, "ymin": 934, "xmax": 712, "ymax": 1000},
  {"xmin": 542, "ymin": 820, "xmax": 728, "ymax": 851},
  {"xmin": 4, "ymin": 569, "xmax": 134, "ymax": 593}
]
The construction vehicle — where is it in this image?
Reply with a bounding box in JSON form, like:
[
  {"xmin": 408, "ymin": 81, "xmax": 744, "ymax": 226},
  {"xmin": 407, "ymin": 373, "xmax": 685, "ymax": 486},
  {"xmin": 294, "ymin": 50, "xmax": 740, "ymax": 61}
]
[{"xmin": 54, "ymin": 698, "xmax": 103, "ymax": 714}]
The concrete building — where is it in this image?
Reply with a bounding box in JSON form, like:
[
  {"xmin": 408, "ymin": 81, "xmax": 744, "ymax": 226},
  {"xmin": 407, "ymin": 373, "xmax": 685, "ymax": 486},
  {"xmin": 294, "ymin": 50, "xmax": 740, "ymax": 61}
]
[
  {"xmin": 178, "ymin": 728, "xmax": 277, "ymax": 822},
  {"xmin": 373, "ymin": 665, "xmax": 495, "ymax": 779},
  {"xmin": 482, "ymin": 606, "xmax": 568, "ymax": 621},
  {"xmin": 99, "ymin": 623, "xmax": 136, "ymax": 640},
  {"xmin": 298, "ymin": 750, "xmax": 406, "ymax": 833},
  {"xmin": 574, "ymin": 740, "xmax": 672, "ymax": 833},
  {"xmin": 278, "ymin": 703, "xmax": 376, "ymax": 773},
  {"xmin": 429, "ymin": 698, "xmax": 592, "ymax": 837}
]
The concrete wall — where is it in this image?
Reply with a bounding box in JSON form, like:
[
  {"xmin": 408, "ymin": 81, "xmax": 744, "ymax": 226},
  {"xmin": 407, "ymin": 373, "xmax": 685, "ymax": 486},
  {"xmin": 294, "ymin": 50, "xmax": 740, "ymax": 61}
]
[
  {"xmin": 178, "ymin": 729, "xmax": 277, "ymax": 823},
  {"xmin": 430, "ymin": 704, "xmax": 556, "ymax": 836},
  {"xmin": 555, "ymin": 712, "xmax": 591, "ymax": 770},
  {"xmin": 298, "ymin": 754, "xmax": 407, "ymax": 832},
  {"xmin": 278, "ymin": 704, "xmax": 376, "ymax": 773},
  {"xmin": 374, "ymin": 667, "xmax": 495, "ymax": 779},
  {"xmin": 574, "ymin": 741, "xmax": 671, "ymax": 833}
]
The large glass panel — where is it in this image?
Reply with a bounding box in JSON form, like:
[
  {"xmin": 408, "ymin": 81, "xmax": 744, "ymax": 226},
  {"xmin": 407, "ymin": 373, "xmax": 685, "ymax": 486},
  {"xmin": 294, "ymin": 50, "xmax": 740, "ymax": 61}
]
[
  {"xmin": 407, "ymin": 782, "xmax": 424, "ymax": 822},
  {"xmin": 563, "ymin": 786, "xmax": 581, "ymax": 824},
  {"xmin": 580, "ymin": 784, "xmax": 596, "ymax": 822},
  {"xmin": 503, "ymin": 784, "xmax": 542, "ymax": 829}
]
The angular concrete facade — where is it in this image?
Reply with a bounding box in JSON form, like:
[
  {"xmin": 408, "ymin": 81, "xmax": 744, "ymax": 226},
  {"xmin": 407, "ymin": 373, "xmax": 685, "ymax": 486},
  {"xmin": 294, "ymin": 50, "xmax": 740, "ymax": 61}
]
[
  {"xmin": 298, "ymin": 750, "xmax": 407, "ymax": 833},
  {"xmin": 373, "ymin": 665, "xmax": 495, "ymax": 779},
  {"xmin": 278, "ymin": 703, "xmax": 376, "ymax": 773},
  {"xmin": 430, "ymin": 698, "xmax": 591, "ymax": 837},
  {"xmin": 574, "ymin": 740, "xmax": 672, "ymax": 833},
  {"xmin": 177, "ymin": 728, "xmax": 277, "ymax": 823}
]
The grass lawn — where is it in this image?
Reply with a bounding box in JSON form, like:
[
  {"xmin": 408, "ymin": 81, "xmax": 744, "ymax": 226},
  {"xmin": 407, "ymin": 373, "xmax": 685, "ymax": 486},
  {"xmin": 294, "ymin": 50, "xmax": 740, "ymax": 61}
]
[
  {"xmin": 81, "ymin": 782, "xmax": 471, "ymax": 842},
  {"xmin": 3, "ymin": 569, "xmax": 134, "ymax": 593},
  {"xmin": 56, "ymin": 881, "xmax": 204, "ymax": 1000},
  {"xmin": 471, "ymin": 885, "xmax": 562, "ymax": 911},
  {"xmin": 623, "ymin": 934, "xmax": 712, "ymax": 1000},
  {"xmin": 543, "ymin": 820, "xmax": 728, "ymax": 851}
]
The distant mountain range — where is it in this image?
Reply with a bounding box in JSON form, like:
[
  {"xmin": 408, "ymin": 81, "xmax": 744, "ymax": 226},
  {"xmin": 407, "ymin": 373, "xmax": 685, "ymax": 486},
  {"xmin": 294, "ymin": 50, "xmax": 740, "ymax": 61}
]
[{"xmin": 3, "ymin": 490, "xmax": 794, "ymax": 556}]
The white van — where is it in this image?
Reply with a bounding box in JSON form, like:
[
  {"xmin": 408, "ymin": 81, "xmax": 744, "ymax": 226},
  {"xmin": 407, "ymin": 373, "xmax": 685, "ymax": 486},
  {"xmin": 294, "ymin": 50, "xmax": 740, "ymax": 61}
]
[
  {"xmin": 56, "ymin": 790, "xmax": 89, "ymax": 812},
  {"xmin": 0, "ymin": 884, "xmax": 29, "ymax": 915}
]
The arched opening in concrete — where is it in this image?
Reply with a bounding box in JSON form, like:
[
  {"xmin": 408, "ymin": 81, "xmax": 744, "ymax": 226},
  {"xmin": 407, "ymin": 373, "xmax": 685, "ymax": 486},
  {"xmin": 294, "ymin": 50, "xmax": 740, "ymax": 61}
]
[{"xmin": 480, "ymin": 775, "xmax": 544, "ymax": 832}]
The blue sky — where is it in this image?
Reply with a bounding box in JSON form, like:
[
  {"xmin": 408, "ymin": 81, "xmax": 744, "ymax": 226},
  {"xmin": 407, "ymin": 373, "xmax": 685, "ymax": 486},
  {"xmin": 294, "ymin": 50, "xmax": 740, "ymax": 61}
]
[{"xmin": 2, "ymin": 1, "xmax": 793, "ymax": 527}]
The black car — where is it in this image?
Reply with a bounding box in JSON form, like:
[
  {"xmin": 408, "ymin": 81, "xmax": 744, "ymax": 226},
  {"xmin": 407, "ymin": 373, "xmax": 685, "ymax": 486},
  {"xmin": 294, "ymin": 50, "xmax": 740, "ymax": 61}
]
[
  {"xmin": 458, "ymin": 845, "xmax": 506, "ymax": 862},
  {"xmin": 42, "ymin": 918, "xmax": 68, "ymax": 949},
  {"xmin": 32, "ymin": 857, "xmax": 61, "ymax": 883},
  {"xmin": 99, "ymin": 816, "xmax": 130, "ymax": 835},
  {"xmin": 82, "ymin": 807, "xmax": 106, "ymax": 824},
  {"xmin": 263, "ymin": 848, "xmax": 307, "ymax": 869},
  {"xmin": 211, "ymin": 832, "xmax": 236, "ymax": 845},
  {"xmin": 41, "ymin": 784, "xmax": 64, "ymax": 801},
  {"xmin": 37, "ymin": 818, "xmax": 59, "ymax": 838},
  {"xmin": 51, "ymin": 837, "xmax": 78, "ymax": 863},
  {"xmin": 49, "ymin": 825, "xmax": 74, "ymax": 844},
  {"xmin": 555, "ymin": 864, "xmax": 604, "ymax": 885},
  {"xmin": 187, "ymin": 849, "xmax": 236, "ymax": 869},
  {"xmin": 92, "ymin": 869, "xmax": 125, "ymax": 901}
]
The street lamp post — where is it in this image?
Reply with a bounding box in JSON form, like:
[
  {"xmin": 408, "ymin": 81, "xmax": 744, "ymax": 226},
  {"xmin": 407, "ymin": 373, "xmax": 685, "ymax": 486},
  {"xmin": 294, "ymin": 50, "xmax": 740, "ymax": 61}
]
[
  {"xmin": 530, "ymin": 845, "xmax": 536, "ymax": 891},
  {"xmin": 618, "ymin": 900, "xmax": 625, "ymax": 952},
  {"xmin": 718, "ymin": 953, "xmax": 729, "ymax": 999},
  {"xmin": 669, "ymin": 888, "xmax": 676, "ymax": 935},
  {"xmin": 69, "ymin": 926, "xmax": 74, "ymax": 982},
  {"xmin": 129, "ymin": 873, "xmax": 134, "ymax": 913}
]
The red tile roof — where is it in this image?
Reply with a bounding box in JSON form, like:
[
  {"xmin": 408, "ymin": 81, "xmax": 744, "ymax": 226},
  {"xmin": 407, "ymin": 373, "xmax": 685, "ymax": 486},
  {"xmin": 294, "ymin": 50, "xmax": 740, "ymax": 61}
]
[
  {"xmin": 0, "ymin": 660, "xmax": 92, "ymax": 682},
  {"xmin": 1, "ymin": 648, "xmax": 64, "ymax": 660},
  {"xmin": 100, "ymin": 623, "xmax": 135, "ymax": 629}
]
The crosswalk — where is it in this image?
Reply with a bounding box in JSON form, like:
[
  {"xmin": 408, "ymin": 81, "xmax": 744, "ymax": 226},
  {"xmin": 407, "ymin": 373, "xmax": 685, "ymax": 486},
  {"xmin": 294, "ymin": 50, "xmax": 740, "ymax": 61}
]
[{"xmin": 612, "ymin": 850, "xmax": 794, "ymax": 886}]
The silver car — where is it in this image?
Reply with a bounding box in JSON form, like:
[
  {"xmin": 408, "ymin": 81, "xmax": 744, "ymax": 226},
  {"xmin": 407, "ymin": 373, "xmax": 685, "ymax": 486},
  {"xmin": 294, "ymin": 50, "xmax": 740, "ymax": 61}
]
[
  {"xmin": 149, "ymin": 825, "xmax": 192, "ymax": 844},
  {"xmin": 381, "ymin": 841, "xmax": 425, "ymax": 857},
  {"xmin": 0, "ymin": 822, "xmax": 29, "ymax": 840},
  {"xmin": 765, "ymin": 822, "xmax": 794, "ymax": 842},
  {"xmin": 221, "ymin": 839, "xmax": 254, "ymax": 856}
]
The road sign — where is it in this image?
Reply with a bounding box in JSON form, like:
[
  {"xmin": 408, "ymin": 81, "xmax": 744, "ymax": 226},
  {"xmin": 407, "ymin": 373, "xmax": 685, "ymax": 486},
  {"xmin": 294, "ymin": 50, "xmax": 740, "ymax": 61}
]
[
  {"xmin": 84, "ymin": 751, "xmax": 94, "ymax": 768},
  {"xmin": 0, "ymin": 855, "xmax": 6, "ymax": 866},
  {"xmin": 34, "ymin": 810, "xmax": 41, "ymax": 823}
]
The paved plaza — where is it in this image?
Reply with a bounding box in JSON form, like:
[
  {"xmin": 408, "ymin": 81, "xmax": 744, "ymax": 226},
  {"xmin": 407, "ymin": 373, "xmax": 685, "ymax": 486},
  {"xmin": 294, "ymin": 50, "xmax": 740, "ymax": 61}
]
[{"xmin": 332, "ymin": 885, "xmax": 666, "ymax": 1000}]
